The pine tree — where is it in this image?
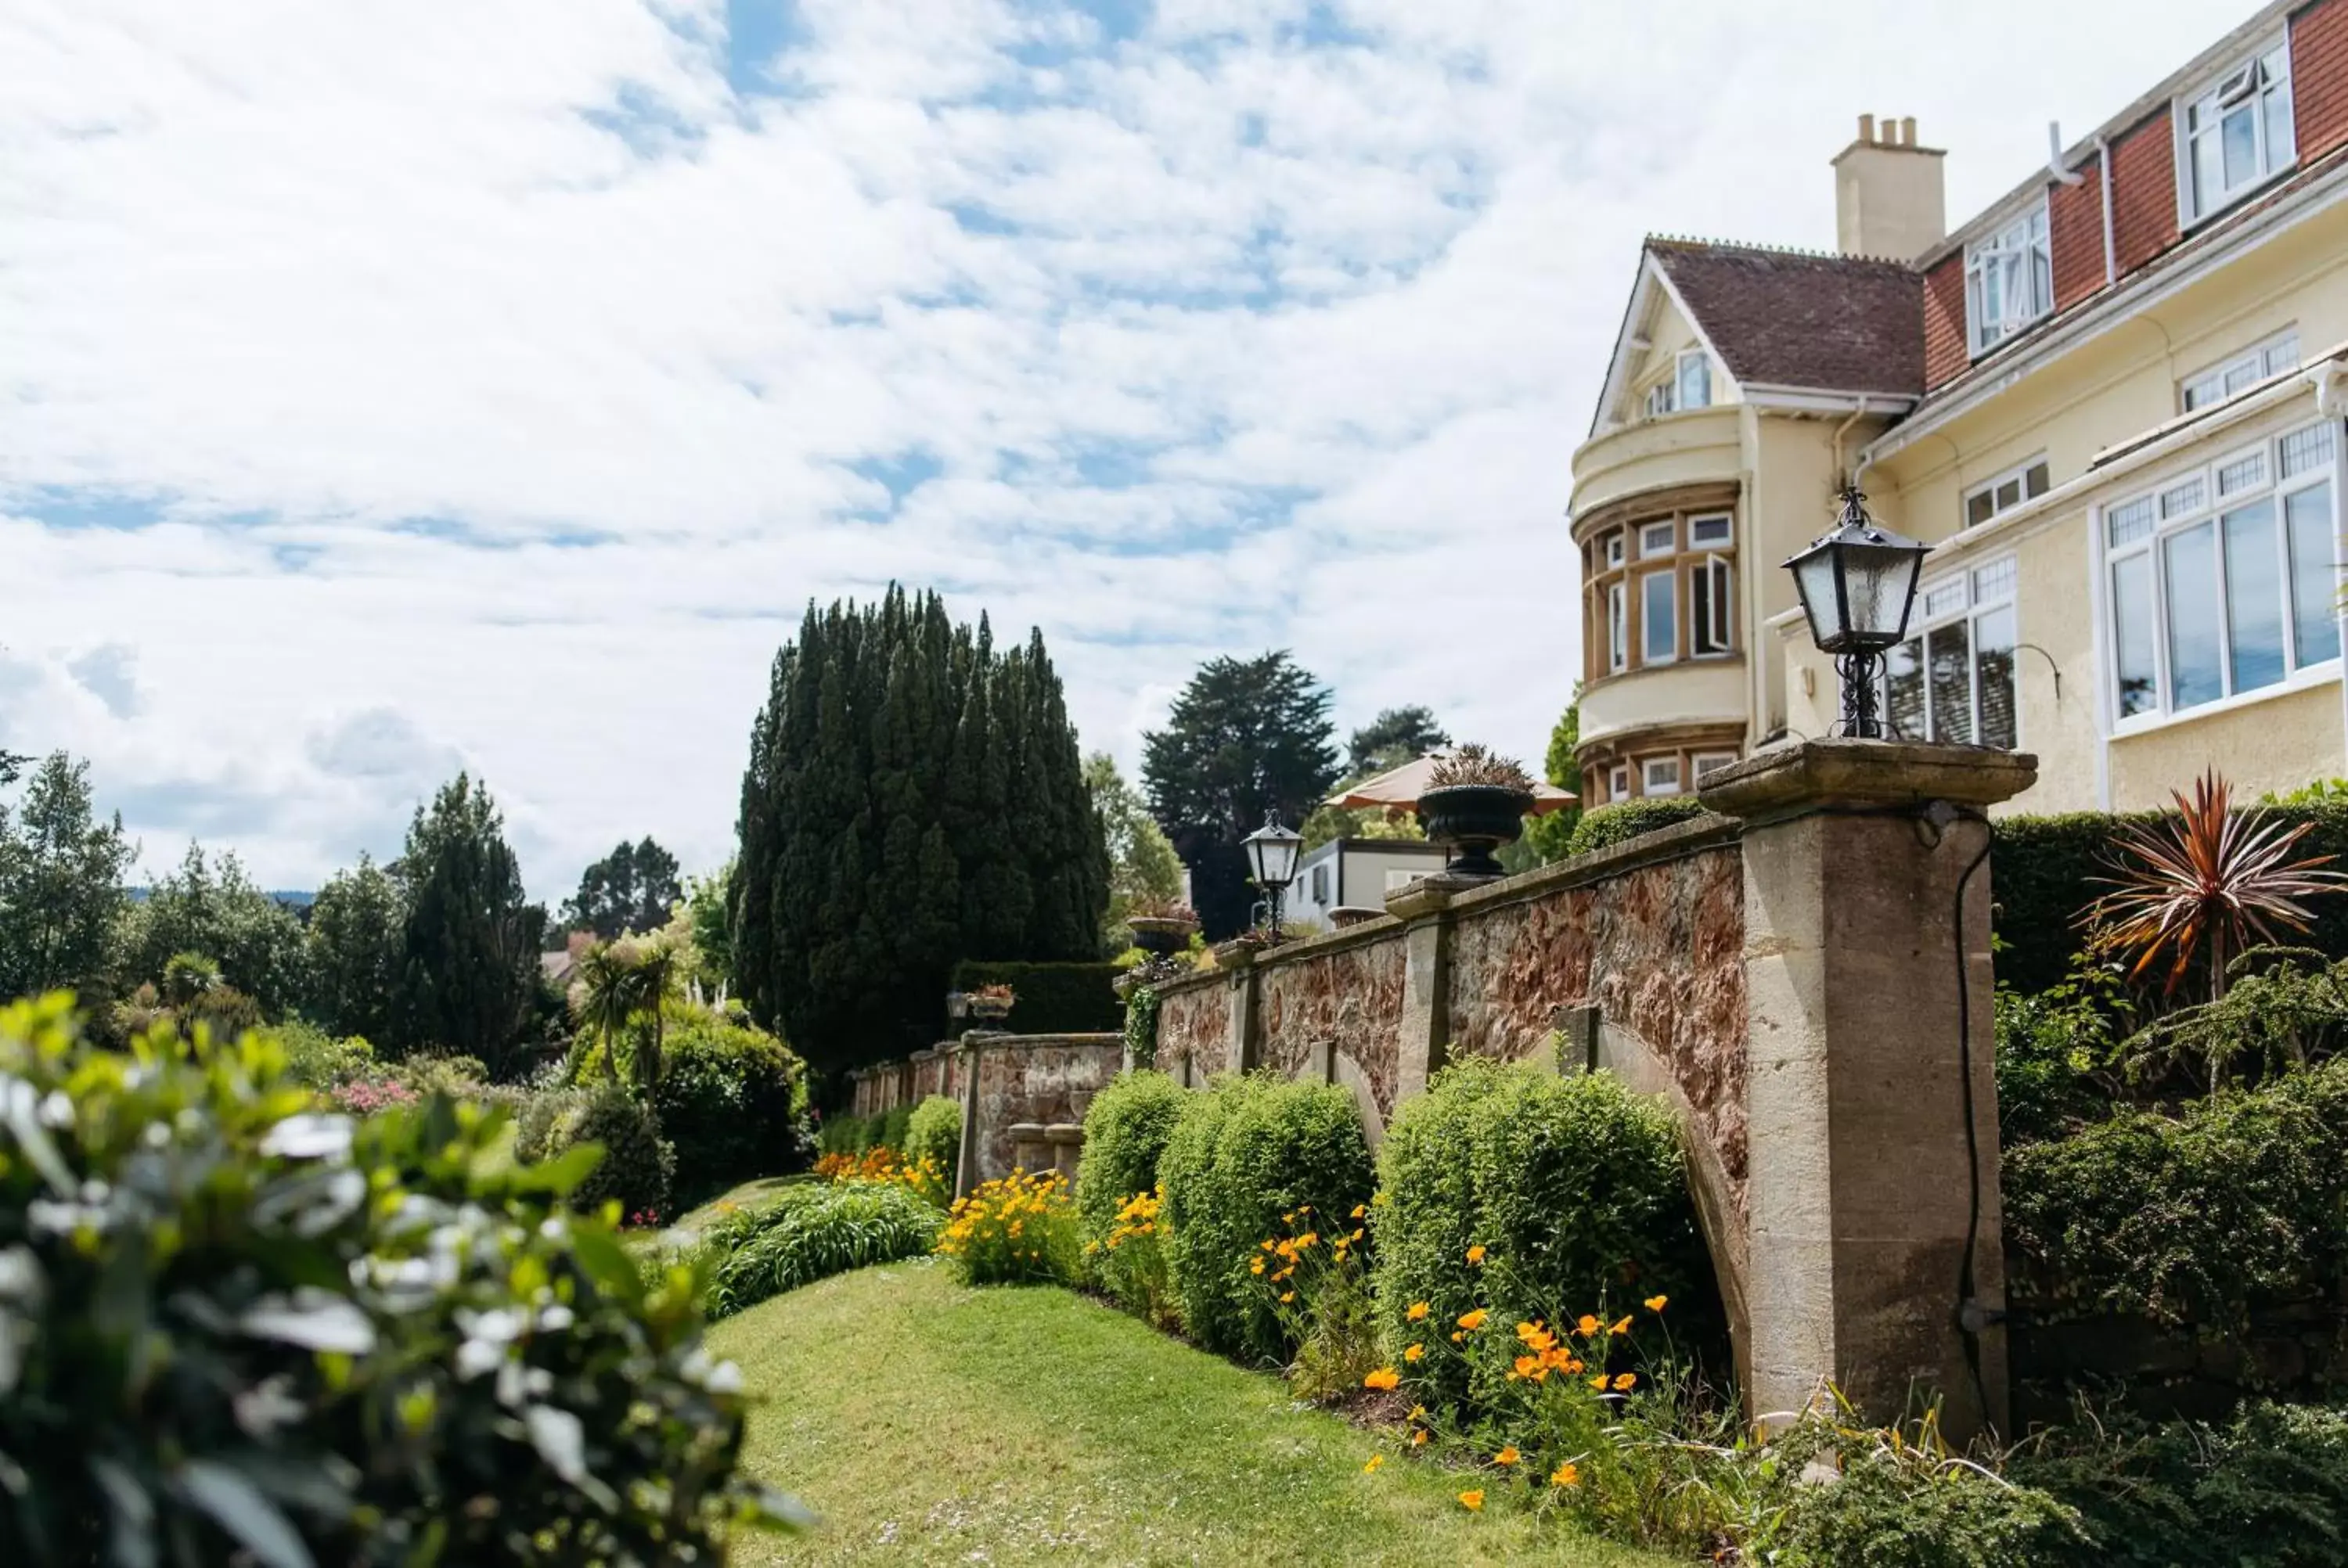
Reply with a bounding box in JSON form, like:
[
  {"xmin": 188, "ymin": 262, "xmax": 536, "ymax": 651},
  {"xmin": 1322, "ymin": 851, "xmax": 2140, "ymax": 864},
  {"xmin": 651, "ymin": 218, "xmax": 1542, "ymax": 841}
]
[
  {"xmin": 394, "ymin": 773, "xmax": 546, "ymax": 1074},
  {"xmin": 733, "ymin": 590, "xmax": 1107, "ymax": 1077},
  {"xmin": 0, "ymin": 752, "xmax": 135, "ymax": 1002}
]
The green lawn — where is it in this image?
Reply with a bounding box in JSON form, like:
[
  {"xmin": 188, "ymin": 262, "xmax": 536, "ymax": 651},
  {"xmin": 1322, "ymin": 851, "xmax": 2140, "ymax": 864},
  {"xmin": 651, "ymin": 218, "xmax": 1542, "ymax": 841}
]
[{"xmin": 708, "ymin": 1260, "xmax": 1676, "ymax": 1567}]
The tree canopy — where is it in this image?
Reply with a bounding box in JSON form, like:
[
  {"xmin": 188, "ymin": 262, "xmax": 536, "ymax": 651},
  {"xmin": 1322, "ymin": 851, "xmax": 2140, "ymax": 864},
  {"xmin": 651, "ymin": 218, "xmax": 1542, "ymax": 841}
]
[
  {"xmin": 1141, "ymin": 651, "xmax": 1338, "ymax": 937},
  {"xmin": 0, "ymin": 753, "xmax": 135, "ymax": 1002},
  {"xmin": 1520, "ymin": 689, "xmax": 1586, "ymax": 865},
  {"xmin": 1086, "ymin": 751, "xmax": 1184, "ymax": 953},
  {"xmin": 560, "ymin": 836, "xmax": 683, "ymax": 940},
  {"xmin": 1347, "ymin": 704, "xmax": 1450, "ymax": 776},
  {"xmin": 119, "ymin": 843, "xmax": 310, "ymax": 1016},
  {"xmin": 303, "ymin": 852, "xmax": 405, "ymax": 1043},
  {"xmin": 395, "ymin": 772, "xmax": 547, "ymax": 1074},
  {"xmin": 733, "ymin": 588, "xmax": 1107, "ymax": 1077}
]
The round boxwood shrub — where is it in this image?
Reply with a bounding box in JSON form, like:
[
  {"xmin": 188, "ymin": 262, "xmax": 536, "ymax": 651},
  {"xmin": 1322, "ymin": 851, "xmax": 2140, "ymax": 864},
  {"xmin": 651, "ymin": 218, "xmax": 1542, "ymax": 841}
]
[
  {"xmin": 1373, "ymin": 1059, "xmax": 1717, "ymax": 1412},
  {"xmin": 654, "ymin": 1012, "xmax": 808, "ymax": 1206},
  {"xmin": 557, "ymin": 1087, "xmax": 676, "ymax": 1223},
  {"xmin": 902, "ymin": 1094, "xmax": 963, "ymax": 1178},
  {"xmin": 1075, "ymin": 1069, "xmax": 1188, "ymax": 1245},
  {"xmin": 1563, "ymin": 798, "xmax": 1715, "ymax": 858},
  {"xmin": 0, "ymin": 993, "xmax": 796, "ymax": 1566},
  {"xmin": 1157, "ymin": 1074, "xmax": 1374, "ymax": 1364}
]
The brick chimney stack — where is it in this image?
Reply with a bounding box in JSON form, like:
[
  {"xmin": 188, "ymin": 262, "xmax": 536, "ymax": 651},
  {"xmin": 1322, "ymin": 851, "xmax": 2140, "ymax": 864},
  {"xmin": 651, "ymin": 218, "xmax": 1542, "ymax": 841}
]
[{"xmin": 1831, "ymin": 113, "xmax": 1946, "ymax": 261}]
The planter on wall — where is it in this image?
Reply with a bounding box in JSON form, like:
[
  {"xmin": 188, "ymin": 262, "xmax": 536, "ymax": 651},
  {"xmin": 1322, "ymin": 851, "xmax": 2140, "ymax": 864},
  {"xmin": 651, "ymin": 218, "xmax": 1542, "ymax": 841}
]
[
  {"xmin": 1415, "ymin": 783, "xmax": 1536, "ymax": 877},
  {"xmin": 967, "ymin": 996, "xmax": 1014, "ymax": 1021},
  {"xmin": 1127, "ymin": 915, "xmax": 1200, "ymax": 956}
]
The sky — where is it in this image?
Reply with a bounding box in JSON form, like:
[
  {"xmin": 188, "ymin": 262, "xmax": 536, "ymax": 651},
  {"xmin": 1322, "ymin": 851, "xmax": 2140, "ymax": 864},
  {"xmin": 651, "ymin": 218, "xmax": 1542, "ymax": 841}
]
[{"xmin": 2, "ymin": 0, "xmax": 2260, "ymax": 897}]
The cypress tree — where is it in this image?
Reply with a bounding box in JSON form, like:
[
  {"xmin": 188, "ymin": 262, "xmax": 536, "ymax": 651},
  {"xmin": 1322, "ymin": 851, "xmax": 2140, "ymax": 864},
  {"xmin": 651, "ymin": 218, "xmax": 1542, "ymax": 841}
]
[
  {"xmin": 733, "ymin": 589, "xmax": 1107, "ymax": 1077},
  {"xmin": 394, "ymin": 772, "xmax": 546, "ymax": 1075}
]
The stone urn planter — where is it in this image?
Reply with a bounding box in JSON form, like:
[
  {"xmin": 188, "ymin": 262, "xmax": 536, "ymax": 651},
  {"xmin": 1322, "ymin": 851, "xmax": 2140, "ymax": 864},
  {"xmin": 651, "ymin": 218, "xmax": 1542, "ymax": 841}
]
[
  {"xmin": 967, "ymin": 992, "xmax": 1015, "ymax": 1022},
  {"xmin": 1126, "ymin": 913, "xmax": 1200, "ymax": 956},
  {"xmin": 1416, "ymin": 783, "xmax": 1536, "ymax": 877}
]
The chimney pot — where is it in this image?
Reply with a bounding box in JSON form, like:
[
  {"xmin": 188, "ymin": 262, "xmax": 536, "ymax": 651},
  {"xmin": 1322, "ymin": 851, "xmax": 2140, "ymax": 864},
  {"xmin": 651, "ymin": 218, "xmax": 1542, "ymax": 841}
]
[
  {"xmin": 1901, "ymin": 115, "xmax": 1918, "ymax": 146},
  {"xmin": 1858, "ymin": 113, "xmax": 1875, "ymax": 143}
]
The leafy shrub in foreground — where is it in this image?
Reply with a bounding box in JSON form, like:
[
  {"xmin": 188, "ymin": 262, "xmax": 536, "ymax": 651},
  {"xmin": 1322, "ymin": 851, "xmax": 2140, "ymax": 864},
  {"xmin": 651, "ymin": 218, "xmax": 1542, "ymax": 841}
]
[
  {"xmin": 1075, "ymin": 1069, "xmax": 1188, "ymax": 1249},
  {"xmin": 1373, "ymin": 1059, "xmax": 1715, "ymax": 1414},
  {"xmin": 1158, "ymin": 1074, "xmax": 1374, "ymax": 1363},
  {"xmin": 697, "ymin": 1181, "xmax": 942, "ymax": 1319},
  {"xmin": 902, "ymin": 1094, "xmax": 963, "ymax": 1178},
  {"xmin": 2002, "ymin": 1056, "xmax": 2348, "ymax": 1328},
  {"xmin": 0, "ymin": 993, "xmax": 794, "ymax": 1566}
]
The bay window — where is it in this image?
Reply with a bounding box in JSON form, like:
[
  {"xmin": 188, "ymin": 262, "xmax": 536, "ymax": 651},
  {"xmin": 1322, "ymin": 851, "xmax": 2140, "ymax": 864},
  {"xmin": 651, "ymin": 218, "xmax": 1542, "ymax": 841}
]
[
  {"xmin": 1883, "ymin": 555, "xmax": 2018, "ymax": 748},
  {"xmin": 2104, "ymin": 418, "xmax": 2340, "ymax": 725}
]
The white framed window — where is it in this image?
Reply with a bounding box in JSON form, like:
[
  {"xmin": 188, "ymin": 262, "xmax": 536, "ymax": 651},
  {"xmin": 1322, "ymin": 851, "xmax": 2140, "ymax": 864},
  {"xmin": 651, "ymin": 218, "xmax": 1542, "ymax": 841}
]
[
  {"xmin": 1883, "ymin": 554, "xmax": 2020, "ymax": 748},
  {"xmin": 1608, "ymin": 763, "xmax": 1630, "ymax": 800},
  {"xmin": 2182, "ymin": 329, "xmax": 2299, "ymax": 412},
  {"xmin": 1691, "ymin": 553, "xmax": 1734, "ymax": 655},
  {"xmin": 2104, "ymin": 418, "xmax": 2340, "ymax": 725},
  {"xmin": 1692, "ymin": 751, "xmax": 1738, "ymax": 781},
  {"xmin": 1608, "ymin": 581, "xmax": 1627, "ymax": 672},
  {"xmin": 1675, "ymin": 349, "xmax": 1712, "ymax": 412},
  {"xmin": 2179, "ymin": 39, "xmax": 2295, "ymax": 227},
  {"xmin": 1963, "ymin": 457, "xmax": 2051, "ymax": 529},
  {"xmin": 1605, "ymin": 530, "xmax": 1626, "ymax": 568},
  {"xmin": 1642, "ymin": 757, "xmax": 1682, "ymax": 797},
  {"xmin": 1688, "ymin": 513, "xmax": 1733, "ymax": 548},
  {"xmin": 1644, "ymin": 382, "xmax": 1672, "ymax": 417},
  {"xmin": 1640, "ymin": 570, "xmax": 1676, "ymax": 664},
  {"xmin": 1965, "ymin": 200, "xmax": 2052, "ymax": 356},
  {"xmin": 1639, "ymin": 520, "xmax": 1676, "ymax": 557}
]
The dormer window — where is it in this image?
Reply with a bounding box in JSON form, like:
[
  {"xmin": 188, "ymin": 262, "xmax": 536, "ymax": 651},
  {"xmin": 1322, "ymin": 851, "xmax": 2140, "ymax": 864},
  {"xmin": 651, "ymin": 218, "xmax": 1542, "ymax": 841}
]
[
  {"xmin": 1964, "ymin": 200, "xmax": 2051, "ymax": 356},
  {"xmin": 1642, "ymin": 350, "xmax": 1713, "ymax": 417},
  {"xmin": 2181, "ymin": 41, "xmax": 2294, "ymax": 226}
]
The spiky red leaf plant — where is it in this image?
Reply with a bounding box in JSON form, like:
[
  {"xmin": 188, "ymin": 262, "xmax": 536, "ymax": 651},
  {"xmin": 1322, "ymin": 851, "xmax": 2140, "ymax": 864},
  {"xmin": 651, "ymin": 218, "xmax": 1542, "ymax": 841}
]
[{"xmin": 2081, "ymin": 769, "xmax": 2348, "ymax": 1002}]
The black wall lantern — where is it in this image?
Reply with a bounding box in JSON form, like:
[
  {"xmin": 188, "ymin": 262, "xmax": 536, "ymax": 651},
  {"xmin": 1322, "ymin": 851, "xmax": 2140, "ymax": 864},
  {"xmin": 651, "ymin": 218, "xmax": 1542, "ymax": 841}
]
[
  {"xmin": 1241, "ymin": 810, "xmax": 1304, "ymax": 935},
  {"xmin": 1783, "ymin": 485, "xmax": 1930, "ymax": 738}
]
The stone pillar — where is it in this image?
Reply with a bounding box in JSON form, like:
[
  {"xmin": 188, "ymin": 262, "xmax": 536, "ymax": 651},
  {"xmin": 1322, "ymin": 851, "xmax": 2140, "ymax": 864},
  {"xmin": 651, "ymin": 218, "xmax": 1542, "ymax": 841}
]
[
  {"xmin": 1700, "ymin": 739, "xmax": 2035, "ymax": 1445},
  {"xmin": 1212, "ymin": 941, "xmax": 1262, "ymax": 1074},
  {"xmin": 1385, "ymin": 874, "xmax": 1479, "ymax": 1102},
  {"xmin": 1045, "ymin": 1123, "xmax": 1085, "ymax": 1182},
  {"xmin": 954, "ymin": 1035, "xmax": 985, "ymax": 1199}
]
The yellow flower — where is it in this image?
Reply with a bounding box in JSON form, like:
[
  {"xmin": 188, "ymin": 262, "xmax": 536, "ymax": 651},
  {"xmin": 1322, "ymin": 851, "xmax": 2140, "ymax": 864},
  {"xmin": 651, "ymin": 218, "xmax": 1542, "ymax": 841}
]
[
  {"xmin": 1407, "ymin": 1404, "xmax": 1427, "ymax": 1422},
  {"xmin": 1351, "ymin": 1203, "xmax": 1368, "ymax": 1219},
  {"xmin": 1405, "ymin": 1343, "xmax": 1424, "ymax": 1363},
  {"xmin": 1363, "ymin": 1366, "xmax": 1400, "ymax": 1391},
  {"xmin": 1261, "ymin": 1239, "xmax": 1276, "ymax": 1251},
  {"xmin": 1280, "ymin": 1291, "xmax": 1295, "ymax": 1304},
  {"xmin": 1494, "ymin": 1446, "xmax": 1520, "ymax": 1466},
  {"xmin": 1590, "ymin": 1373, "xmax": 1608, "ymax": 1390},
  {"xmin": 1457, "ymin": 1489, "xmax": 1484, "ymax": 1511},
  {"xmin": 1457, "ymin": 1308, "xmax": 1488, "ymax": 1331},
  {"xmin": 1363, "ymin": 1453, "xmax": 1385, "ymax": 1474},
  {"xmin": 1512, "ymin": 1354, "xmax": 1541, "ymax": 1379},
  {"xmin": 1612, "ymin": 1372, "xmax": 1637, "ymax": 1392},
  {"xmin": 1411, "ymin": 1429, "xmax": 1430, "ymax": 1448},
  {"xmin": 1644, "ymin": 1294, "xmax": 1669, "ymax": 1313},
  {"xmin": 1576, "ymin": 1314, "xmax": 1601, "ymax": 1337},
  {"xmin": 1406, "ymin": 1300, "xmax": 1430, "ymax": 1322},
  {"xmin": 1465, "ymin": 1245, "xmax": 1486, "ymax": 1264},
  {"xmin": 1551, "ymin": 1462, "xmax": 1580, "ymax": 1487},
  {"xmin": 1608, "ymin": 1315, "xmax": 1632, "ymax": 1336},
  {"xmin": 1250, "ymin": 1258, "xmax": 1266, "ymax": 1275}
]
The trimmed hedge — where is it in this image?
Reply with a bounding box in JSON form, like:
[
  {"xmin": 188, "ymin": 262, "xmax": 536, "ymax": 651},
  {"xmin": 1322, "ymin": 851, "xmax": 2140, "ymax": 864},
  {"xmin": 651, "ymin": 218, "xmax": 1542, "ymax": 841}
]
[
  {"xmin": 696, "ymin": 1183, "xmax": 942, "ymax": 1320},
  {"xmin": 1562, "ymin": 798, "xmax": 1713, "ymax": 858},
  {"xmin": 952, "ymin": 959, "xmax": 1122, "ymax": 1034},
  {"xmin": 1075, "ymin": 1069, "xmax": 1189, "ymax": 1246},
  {"xmin": 1158, "ymin": 1074, "xmax": 1374, "ymax": 1363},
  {"xmin": 903, "ymin": 1094, "xmax": 963, "ymax": 1174},
  {"xmin": 1991, "ymin": 805, "xmax": 2348, "ymax": 995},
  {"xmin": 2003, "ymin": 1056, "xmax": 2348, "ymax": 1330},
  {"xmin": 1373, "ymin": 1059, "xmax": 1717, "ymax": 1412}
]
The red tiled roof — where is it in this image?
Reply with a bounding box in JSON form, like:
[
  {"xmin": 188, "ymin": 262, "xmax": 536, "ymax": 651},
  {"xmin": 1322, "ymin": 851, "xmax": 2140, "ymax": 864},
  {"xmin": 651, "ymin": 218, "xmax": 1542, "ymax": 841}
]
[{"xmin": 1649, "ymin": 239, "xmax": 1923, "ymax": 397}]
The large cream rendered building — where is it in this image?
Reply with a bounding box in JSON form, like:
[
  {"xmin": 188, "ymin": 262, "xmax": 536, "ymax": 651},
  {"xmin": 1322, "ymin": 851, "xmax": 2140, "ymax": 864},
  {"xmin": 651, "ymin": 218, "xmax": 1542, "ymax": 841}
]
[{"xmin": 1573, "ymin": 0, "xmax": 2348, "ymax": 813}]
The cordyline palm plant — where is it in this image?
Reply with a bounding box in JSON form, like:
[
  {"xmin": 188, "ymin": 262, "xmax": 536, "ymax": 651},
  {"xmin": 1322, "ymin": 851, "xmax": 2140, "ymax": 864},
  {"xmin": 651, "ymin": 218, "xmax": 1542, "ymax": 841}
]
[
  {"xmin": 569, "ymin": 934, "xmax": 679, "ymax": 1095},
  {"xmin": 2080, "ymin": 769, "xmax": 2348, "ymax": 1004}
]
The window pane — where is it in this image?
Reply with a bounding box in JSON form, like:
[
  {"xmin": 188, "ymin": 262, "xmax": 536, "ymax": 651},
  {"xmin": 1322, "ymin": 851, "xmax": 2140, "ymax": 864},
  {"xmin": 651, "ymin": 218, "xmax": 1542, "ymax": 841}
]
[
  {"xmin": 1679, "ymin": 354, "xmax": 1710, "ymax": 409},
  {"xmin": 2026, "ymin": 462, "xmax": 2050, "ymax": 498},
  {"xmin": 2165, "ymin": 520, "xmax": 2224, "ymax": 709},
  {"xmin": 2193, "ymin": 128, "xmax": 2223, "ymax": 213},
  {"xmin": 1928, "ymin": 623, "xmax": 1975, "ymax": 743},
  {"xmin": 2223, "ymin": 498, "xmax": 2285, "ymax": 692},
  {"xmin": 1975, "ymin": 604, "xmax": 2018, "ymax": 750},
  {"xmin": 2218, "ymin": 451, "xmax": 2267, "ymax": 495},
  {"xmin": 2289, "ymin": 480, "xmax": 2340, "ymax": 667},
  {"xmin": 2267, "ymin": 335, "xmax": 2300, "ymax": 375},
  {"xmin": 1609, "ymin": 584, "xmax": 1626, "ymax": 667},
  {"xmin": 2163, "ymin": 477, "xmax": 2206, "ymax": 519},
  {"xmin": 1973, "ymin": 556, "xmax": 2016, "ymax": 603},
  {"xmin": 2223, "ymin": 104, "xmax": 2258, "ymax": 187},
  {"xmin": 1885, "ymin": 638, "xmax": 1927, "ymax": 740},
  {"xmin": 1691, "ymin": 564, "xmax": 1715, "ymax": 654},
  {"xmin": 2184, "ymin": 376, "xmax": 2216, "ymax": 412},
  {"xmin": 1995, "ymin": 478, "xmax": 2021, "ymax": 508},
  {"xmin": 1689, "ymin": 514, "xmax": 1732, "ymax": 546},
  {"xmin": 1966, "ymin": 490, "xmax": 1995, "ymax": 527},
  {"xmin": 1922, "ymin": 578, "xmax": 1966, "ymax": 619},
  {"xmin": 2281, "ymin": 422, "xmax": 2336, "ymax": 480},
  {"xmin": 2266, "ymin": 81, "xmax": 2295, "ymax": 167},
  {"xmin": 1642, "ymin": 570, "xmax": 1676, "ymax": 661},
  {"xmin": 2109, "ymin": 496, "xmax": 2155, "ymax": 546},
  {"xmin": 2112, "ymin": 552, "xmax": 2159, "ymax": 717}
]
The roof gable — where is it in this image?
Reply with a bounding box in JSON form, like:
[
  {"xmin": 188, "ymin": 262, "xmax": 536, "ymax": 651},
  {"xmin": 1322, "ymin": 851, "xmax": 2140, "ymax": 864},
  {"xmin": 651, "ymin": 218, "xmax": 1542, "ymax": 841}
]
[{"xmin": 1649, "ymin": 240, "xmax": 1924, "ymax": 398}]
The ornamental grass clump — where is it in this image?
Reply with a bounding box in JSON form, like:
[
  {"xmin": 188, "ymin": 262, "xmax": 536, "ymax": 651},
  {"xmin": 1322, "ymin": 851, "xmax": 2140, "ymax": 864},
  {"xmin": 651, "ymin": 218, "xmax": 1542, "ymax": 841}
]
[
  {"xmin": 697, "ymin": 1181, "xmax": 942, "ymax": 1319},
  {"xmin": 0, "ymin": 992, "xmax": 800, "ymax": 1566},
  {"xmin": 938, "ymin": 1169, "xmax": 1081, "ymax": 1286}
]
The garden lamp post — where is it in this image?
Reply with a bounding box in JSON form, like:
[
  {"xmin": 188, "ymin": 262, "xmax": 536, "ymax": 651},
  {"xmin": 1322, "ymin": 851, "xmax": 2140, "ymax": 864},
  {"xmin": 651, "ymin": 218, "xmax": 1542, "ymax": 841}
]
[
  {"xmin": 1783, "ymin": 484, "xmax": 1930, "ymax": 739},
  {"xmin": 1241, "ymin": 809, "xmax": 1305, "ymax": 936}
]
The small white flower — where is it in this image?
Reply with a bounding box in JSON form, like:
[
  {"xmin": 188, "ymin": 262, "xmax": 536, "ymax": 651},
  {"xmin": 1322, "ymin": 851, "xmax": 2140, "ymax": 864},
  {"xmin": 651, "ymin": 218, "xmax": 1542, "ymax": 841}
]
[
  {"xmin": 458, "ymin": 1338, "xmax": 504, "ymax": 1382},
  {"xmin": 259, "ymin": 1114, "xmax": 354, "ymax": 1160}
]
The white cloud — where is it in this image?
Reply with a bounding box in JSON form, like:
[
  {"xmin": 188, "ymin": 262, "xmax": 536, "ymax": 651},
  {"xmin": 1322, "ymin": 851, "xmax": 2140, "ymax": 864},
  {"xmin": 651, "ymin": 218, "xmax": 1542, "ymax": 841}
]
[{"xmin": 0, "ymin": 0, "xmax": 2258, "ymax": 892}]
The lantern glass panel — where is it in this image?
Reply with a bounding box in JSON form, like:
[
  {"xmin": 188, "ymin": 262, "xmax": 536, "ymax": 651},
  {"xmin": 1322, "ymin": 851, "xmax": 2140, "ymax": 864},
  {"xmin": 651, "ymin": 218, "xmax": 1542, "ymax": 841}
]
[{"xmin": 1794, "ymin": 550, "xmax": 1846, "ymax": 643}]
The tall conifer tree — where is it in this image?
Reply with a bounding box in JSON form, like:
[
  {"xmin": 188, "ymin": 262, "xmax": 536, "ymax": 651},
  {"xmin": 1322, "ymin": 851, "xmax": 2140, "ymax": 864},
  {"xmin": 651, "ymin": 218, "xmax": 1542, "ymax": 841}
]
[{"xmin": 733, "ymin": 590, "xmax": 1106, "ymax": 1076}]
